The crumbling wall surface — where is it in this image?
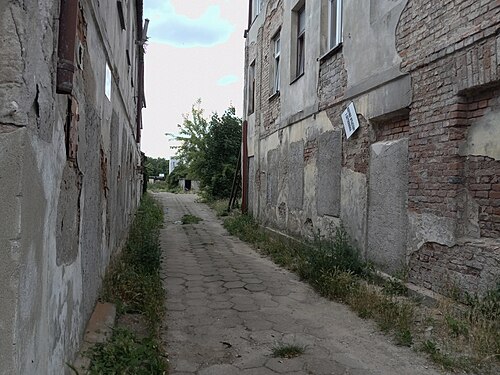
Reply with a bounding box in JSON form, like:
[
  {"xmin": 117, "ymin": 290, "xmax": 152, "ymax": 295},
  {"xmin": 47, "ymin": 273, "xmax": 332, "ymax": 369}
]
[
  {"xmin": 0, "ymin": 0, "xmax": 142, "ymax": 373},
  {"xmin": 409, "ymin": 240, "xmax": 500, "ymax": 297},
  {"xmin": 397, "ymin": 0, "xmax": 500, "ymax": 294},
  {"xmin": 367, "ymin": 139, "xmax": 409, "ymax": 273}
]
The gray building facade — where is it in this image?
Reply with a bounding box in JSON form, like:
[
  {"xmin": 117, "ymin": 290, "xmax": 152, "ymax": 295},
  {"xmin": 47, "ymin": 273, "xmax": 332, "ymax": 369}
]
[
  {"xmin": 0, "ymin": 0, "xmax": 145, "ymax": 372},
  {"xmin": 243, "ymin": 0, "xmax": 499, "ymax": 296}
]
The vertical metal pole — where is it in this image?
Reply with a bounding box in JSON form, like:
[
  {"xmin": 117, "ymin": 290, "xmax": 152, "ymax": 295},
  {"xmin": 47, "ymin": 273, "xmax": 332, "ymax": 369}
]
[{"xmin": 241, "ymin": 121, "xmax": 249, "ymax": 214}]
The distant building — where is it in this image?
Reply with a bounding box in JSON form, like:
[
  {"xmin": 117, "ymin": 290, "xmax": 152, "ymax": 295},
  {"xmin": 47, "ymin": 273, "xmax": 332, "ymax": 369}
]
[
  {"xmin": 242, "ymin": 0, "xmax": 499, "ymax": 296},
  {"xmin": 0, "ymin": 1, "xmax": 145, "ymax": 372},
  {"xmin": 170, "ymin": 157, "xmax": 180, "ymax": 174}
]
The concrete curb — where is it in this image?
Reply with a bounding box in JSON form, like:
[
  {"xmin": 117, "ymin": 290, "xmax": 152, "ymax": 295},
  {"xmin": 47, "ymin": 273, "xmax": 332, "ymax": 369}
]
[{"xmin": 72, "ymin": 302, "xmax": 117, "ymax": 374}]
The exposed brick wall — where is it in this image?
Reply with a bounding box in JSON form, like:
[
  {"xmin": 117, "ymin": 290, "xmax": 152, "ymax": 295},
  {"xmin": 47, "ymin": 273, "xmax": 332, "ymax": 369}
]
[
  {"xmin": 396, "ymin": 0, "xmax": 500, "ymax": 219},
  {"xmin": 466, "ymin": 156, "xmax": 500, "ymax": 238},
  {"xmin": 319, "ymin": 48, "xmax": 373, "ymax": 175},
  {"xmin": 303, "ymin": 139, "xmax": 317, "ymax": 163},
  {"xmin": 375, "ymin": 117, "xmax": 410, "ymax": 142},
  {"xmin": 261, "ymin": 0, "xmax": 283, "ymax": 137},
  {"xmin": 463, "ymin": 88, "xmax": 500, "ymax": 238},
  {"xmin": 409, "ymin": 240, "xmax": 500, "ymax": 296},
  {"xmin": 318, "ymin": 51, "xmax": 347, "ymax": 110},
  {"xmin": 398, "ymin": 0, "xmax": 500, "ymax": 294}
]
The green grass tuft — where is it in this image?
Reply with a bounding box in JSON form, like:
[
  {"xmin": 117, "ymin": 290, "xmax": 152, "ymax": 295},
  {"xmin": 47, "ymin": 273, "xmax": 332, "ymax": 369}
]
[
  {"xmin": 181, "ymin": 214, "xmax": 202, "ymax": 224},
  {"xmin": 89, "ymin": 193, "xmax": 167, "ymax": 372},
  {"xmin": 222, "ymin": 212, "xmax": 500, "ymax": 374},
  {"xmin": 271, "ymin": 343, "xmax": 306, "ymax": 359}
]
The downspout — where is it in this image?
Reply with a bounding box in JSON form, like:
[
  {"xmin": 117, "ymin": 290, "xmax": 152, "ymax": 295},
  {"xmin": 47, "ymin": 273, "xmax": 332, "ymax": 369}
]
[
  {"xmin": 56, "ymin": 0, "xmax": 79, "ymax": 94},
  {"xmin": 136, "ymin": 0, "xmax": 144, "ymax": 143},
  {"xmin": 241, "ymin": 121, "xmax": 249, "ymax": 214}
]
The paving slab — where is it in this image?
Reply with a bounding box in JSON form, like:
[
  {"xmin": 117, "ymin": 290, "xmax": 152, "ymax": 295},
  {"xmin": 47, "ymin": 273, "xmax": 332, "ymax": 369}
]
[{"xmin": 156, "ymin": 193, "xmax": 444, "ymax": 375}]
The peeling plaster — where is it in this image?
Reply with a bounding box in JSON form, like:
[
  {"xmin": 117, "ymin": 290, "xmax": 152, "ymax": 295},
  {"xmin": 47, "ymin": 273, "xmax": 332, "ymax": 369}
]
[{"xmin": 408, "ymin": 212, "xmax": 457, "ymax": 255}]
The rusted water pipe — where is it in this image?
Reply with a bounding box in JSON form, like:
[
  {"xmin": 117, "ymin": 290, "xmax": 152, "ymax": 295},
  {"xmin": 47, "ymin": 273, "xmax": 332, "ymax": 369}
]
[
  {"xmin": 241, "ymin": 120, "xmax": 249, "ymax": 214},
  {"xmin": 56, "ymin": 0, "xmax": 79, "ymax": 94}
]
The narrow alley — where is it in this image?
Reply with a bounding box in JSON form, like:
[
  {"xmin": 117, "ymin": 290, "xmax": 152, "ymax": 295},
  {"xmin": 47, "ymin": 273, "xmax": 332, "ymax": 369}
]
[{"xmin": 156, "ymin": 193, "xmax": 441, "ymax": 375}]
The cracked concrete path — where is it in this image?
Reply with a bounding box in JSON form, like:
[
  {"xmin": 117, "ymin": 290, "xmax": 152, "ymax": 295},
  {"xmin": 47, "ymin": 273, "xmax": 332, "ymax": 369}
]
[{"xmin": 156, "ymin": 193, "xmax": 441, "ymax": 375}]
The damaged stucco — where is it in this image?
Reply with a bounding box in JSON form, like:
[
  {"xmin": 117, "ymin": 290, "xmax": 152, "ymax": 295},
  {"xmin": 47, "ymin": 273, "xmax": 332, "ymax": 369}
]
[{"xmin": 0, "ymin": 0, "xmax": 143, "ymax": 372}]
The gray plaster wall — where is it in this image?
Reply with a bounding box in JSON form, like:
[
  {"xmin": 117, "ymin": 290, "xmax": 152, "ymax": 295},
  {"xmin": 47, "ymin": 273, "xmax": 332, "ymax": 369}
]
[
  {"xmin": 317, "ymin": 131, "xmax": 342, "ymax": 217},
  {"xmin": 248, "ymin": 156, "xmax": 255, "ymax": 213},
  {"xmin": 0, "ymin": 0, "xmax": 143, "ymax": 372},
  {"xmin": 288, "ymin": 141, "xmax": 304, "ymax": 211},
  {"xmin": 340, "ymin": 168, "xmax": 368, "ymax": 256},
  {"xmin": 367, "ymin": 139, "xmax": 409, "ymax": 273},
  {"xmin": 344, "ymin": 0, "xmax": 411, "ymax": 121}
]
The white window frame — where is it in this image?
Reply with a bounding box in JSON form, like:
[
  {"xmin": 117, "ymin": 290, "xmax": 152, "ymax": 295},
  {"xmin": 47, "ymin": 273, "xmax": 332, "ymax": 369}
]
[
  {"xmin": 272, "ymin": 33, "xmax": 281, "ymax": 93},
  {"xmin": 248, "ymin": 61, "xmax": 256, "ymax": 115},
  {"xmin": 328, "ymin": 0, "xmax": 343, "ymax": 50},
  {"xmin": 252, "ymin": 0, "xmax": 261, "ymax": 21},
  {"xmin": 296, "ymin": 6, "xmax": 306, "ymax": 77}
]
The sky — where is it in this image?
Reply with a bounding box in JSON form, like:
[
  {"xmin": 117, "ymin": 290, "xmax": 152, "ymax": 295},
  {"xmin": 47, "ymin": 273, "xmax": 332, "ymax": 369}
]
[{"xmin": 142, "ymin": 0, "xmax": 247, "ymax": 159}]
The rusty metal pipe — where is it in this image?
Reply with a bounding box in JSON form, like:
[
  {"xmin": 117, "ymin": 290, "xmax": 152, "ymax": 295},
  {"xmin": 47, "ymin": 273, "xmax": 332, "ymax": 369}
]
[
  {"xmin": 56, "ymin": 0, "xmax": 79, "ymax": 94},
  {"xmin": 136, "ymin": 0, "xmax": 144, "ymax": 143},
  {"xmin": 241, "ymin": 120, "xmax": 249, "ymax": 214}
]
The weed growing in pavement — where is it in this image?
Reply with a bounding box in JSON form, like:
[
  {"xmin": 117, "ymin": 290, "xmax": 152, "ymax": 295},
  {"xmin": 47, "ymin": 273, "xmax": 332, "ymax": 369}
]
[
  {"xmin": 90, "ymin": 193, "xmax": 167, "ymax": 372},
  {"xmin": 87, "ymin": 327, "xmax": 167, "ymax": 375},
  {"xmin": 147, "ymin": 180, "xmax": 170, "ymax": 192},
  {"xmin": 181, "ymin": 214, "xmax": 202, "ymax": 224},
  {"xmin": 223, "ymin": 212, "xmax": 500, "ymax": 374},
  {"xmin": 271, "ymin": 343, "xmax": 306, "ymax": 358},
  {"xmin": 206, "ymin": 199, "xmax": 230, "ymax": 217}
]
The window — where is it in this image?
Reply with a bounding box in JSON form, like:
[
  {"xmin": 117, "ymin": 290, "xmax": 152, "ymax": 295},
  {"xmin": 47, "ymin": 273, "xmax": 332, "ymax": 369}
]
[
  {"xmin": 248, "ymin": 61, "xmax": 255, "ymax": 115},
  {"xmin": 296, "ymin": 6, "xmax": 306, "ymax": 77},
  {"xmin": 328, "ymin": 0, "xmax": 342, "ymax": 50},
  {"xmin": 272, "ymin": 33, "xmax": 281, "ymax": 94},
  {"xmin": 252, "ymin": 0, "xmax": 261, "ymax": 21}
]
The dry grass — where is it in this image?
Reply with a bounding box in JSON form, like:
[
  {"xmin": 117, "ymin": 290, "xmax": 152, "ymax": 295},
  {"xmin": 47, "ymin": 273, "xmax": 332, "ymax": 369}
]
[{"xmin": 223, "ymin": 213, "xmax": 500, "ymax": 374}]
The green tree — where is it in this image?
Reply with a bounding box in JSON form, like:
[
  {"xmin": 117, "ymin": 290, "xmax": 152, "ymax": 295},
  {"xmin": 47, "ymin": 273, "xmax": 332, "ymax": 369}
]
[
  {"xmin": 202, "ymin": 106, "xmax": 242, "ymax": 198},
  {"xmin": 167, "ymin": 100, "xmax": 242, "ymax": 199},
  {"xmin": 166, "ymin": 99, "xmax": 209, "ymax": 177},
  {"xmin": 144, "ymin": 157, "xmax": 169, "ymax": 178}
]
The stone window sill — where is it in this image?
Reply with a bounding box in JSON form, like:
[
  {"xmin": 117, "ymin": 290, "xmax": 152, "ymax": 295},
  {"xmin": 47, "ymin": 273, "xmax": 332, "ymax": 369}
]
[{"xmin": 319, "ymin": 43, "xmax": 343, "ymax": 64}]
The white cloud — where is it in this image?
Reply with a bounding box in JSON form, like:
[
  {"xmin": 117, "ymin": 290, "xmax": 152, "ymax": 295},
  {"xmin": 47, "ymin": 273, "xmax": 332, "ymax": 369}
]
[{"xmin": 144, "ymin": 0, "xmax": 234, "ymax": 48}]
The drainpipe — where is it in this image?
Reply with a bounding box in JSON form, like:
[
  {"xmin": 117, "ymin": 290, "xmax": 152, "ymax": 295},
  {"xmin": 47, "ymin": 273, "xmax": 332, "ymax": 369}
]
[
  {"xmin": 56, "ymin": 0, "xmax": 79, "ymax": 94},
  {"xmin": 241, "ymin": 120, "xmax": 249, "ymax": 214},
  {"xmin": 136, "ymin": 0, "xmax": 145, "ymax": 143}
]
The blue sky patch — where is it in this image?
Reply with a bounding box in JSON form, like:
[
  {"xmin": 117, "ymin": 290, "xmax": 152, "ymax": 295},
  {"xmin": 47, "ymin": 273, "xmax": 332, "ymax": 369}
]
[
  {"xmin": 145, "ymin": 1, "xmax": 234, "ymax": 48},
  {"xmin": 217, "ymin": 75, "xmax": 238, "ymax": 86}
]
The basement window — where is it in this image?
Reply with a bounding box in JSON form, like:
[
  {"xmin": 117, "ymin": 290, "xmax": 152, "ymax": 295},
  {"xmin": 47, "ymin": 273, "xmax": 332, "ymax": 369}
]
[
  {"xmin": 117, "ymin": 1, "xmax": 126, "ymax": 30},
  {"xmin": 105, "ymin": 63, "xmax": 112, "ymax": 100},
  {"xmin": 248, "ymin": 60, "xmax": 256, "ymax": 115}
]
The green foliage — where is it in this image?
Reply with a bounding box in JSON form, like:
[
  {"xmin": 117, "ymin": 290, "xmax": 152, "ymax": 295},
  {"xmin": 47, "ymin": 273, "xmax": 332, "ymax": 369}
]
[
  {"xmin": 222, "ymin": 213, "xmax": 500, "ymax": 373},
  {"xmin": 201, "ymin": 108, "xmax": 242, "ymax": 199},
  {"xmin": 271, "ymin": 344, "xmax": 306, "ymax": 358},
  {"xmin": 167, "ymin": 99, "xmax": 242, "ymax": 199},
  {"xmin": 148, "ymin": 181, "xmax": 169, "ymax": 192},
  {"xmin": 206, "ymin": 199, "xmax": 230, "ymax": 217},
  {"xmin": 144, "ymin": 157, "xmax": 169, "ymax": 178},
  {"xmin": 167, "ymin": 99, "xmax": 209, "ymax": 175},
  {"xmin": 223, "ymin": 214, "xmax": 414, "ymax": 347},
  {"xmin": 166, "ymin": 162, "xmax": 189, "ymax": 191},
  {"xmin": 382, "ymin": 278, "xmax": 409, "ymax": 297},
  {"xmin": 101, "ymin": 194, "xmax": 165, "ymax": 327},
  {"xmin": 181, "ymin": 214, "xmax": 202, "ymax": 224},
  {"xmin": 87, "ymin": 328, "xmax": 167, "ymax": 375},
  {"xmin": 445, "ymin": 315, "xmax": 469, "ymax": 337},
  {"xmin": 420, "ymin": 340, "xmax": 456, "ymax": 370},
  {"xmin": 91, "ymin": 194, "xmax": 167, "ymax": 373}
]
